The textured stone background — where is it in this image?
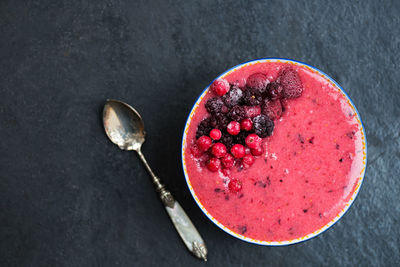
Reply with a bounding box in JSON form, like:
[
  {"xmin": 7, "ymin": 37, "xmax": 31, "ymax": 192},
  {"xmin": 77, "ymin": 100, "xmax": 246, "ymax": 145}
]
[{"xmin": 1, "ymin": 0, "xmax": 399, "ymax": 266}]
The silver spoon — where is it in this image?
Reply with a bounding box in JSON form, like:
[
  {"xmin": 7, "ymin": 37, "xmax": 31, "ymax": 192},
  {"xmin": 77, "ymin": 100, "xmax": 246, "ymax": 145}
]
[{"xmin": 102, "ymin": 99, "xmax": 207, "ymax": 261}]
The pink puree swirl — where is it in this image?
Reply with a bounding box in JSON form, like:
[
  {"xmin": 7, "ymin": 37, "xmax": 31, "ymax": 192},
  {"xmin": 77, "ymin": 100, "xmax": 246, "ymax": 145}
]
[{"xmin": 184, "ymin": 61, "xmax": 364, "ymax": 242}]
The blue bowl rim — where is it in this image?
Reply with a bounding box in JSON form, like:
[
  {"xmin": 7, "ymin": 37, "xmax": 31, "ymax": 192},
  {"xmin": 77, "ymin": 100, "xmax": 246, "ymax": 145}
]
[{"xmin": 181, "ymin": 57, "xmax": 367, "ymax": 246}]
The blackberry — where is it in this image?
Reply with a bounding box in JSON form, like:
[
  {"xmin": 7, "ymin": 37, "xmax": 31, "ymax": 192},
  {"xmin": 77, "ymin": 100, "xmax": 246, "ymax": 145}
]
[
  {"xmin": 233, "ymin": 131, "xmax": 249, "ymax": 146},
  {"xmin": 220, "ymin": 132, "xmax": 234, "ymax": 150},
  {"xmin": 213, "ymin": 113, "xmax": 230, "ymax": 129},
  {"xmin": 196, "ymin": 117, "xmax": 212, "ymax": 139},
  {"xmin": 265, "ymin": 82, "xmax": 283, "ymax": 100},
  {"xmin": 227, "ymin": 105, "xmax": 246, "ymax": 122},
  {"xmin": 205, "ymin": 97, "xmax": 224, "ymax": 114},
  {"xmin": 243, "ymin": 87, "xmax": 263, "ymax": 106},
  {"xmin": 223, "ymin": 87, "xmax": 243, "ymax": 108},
  {"xmin": 252, "ymin": 115, "xmax": 274, "ymax": 137}
]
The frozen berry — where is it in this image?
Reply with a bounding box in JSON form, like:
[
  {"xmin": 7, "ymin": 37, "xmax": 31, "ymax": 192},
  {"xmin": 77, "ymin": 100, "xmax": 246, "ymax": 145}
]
[
  {"xmin": 233, "ymin": 131, "xmax": 248, "ymax": 146},
  {"xmin": 227, "ymin": 105, "xmax": 246, "ymax": 121},
  {"xmin": 210, "ymin": 113, "xmax": 230, "ymax": 130},
  {"xmin": 228, "ymin": 178, "xmax": 242, "ymax": 193},
  {"xmin": 197, "ymin": 136, "xmax": 212, "ymax": 151},
  {"xmin": 266, "ymin": 82, "xmax": 283, "ymax": 100},
  {"xmin": 211, "ymin": 143, "xmax": 227, "ymax": 158},
  {"xmin": 240, "ymin": 119, "xmax": 253, "ymax": 131},
  {"xmin": 278, "ymin": 67, "xmax": 303, "ymax": 98},
  {"xmin": 243, "ymin": 105, "xmax": 261, "ymax": 118},
  {"xmin": 220, "ymin": 133, "xmax": 234, "ymax": 150},
  {"xmin": 205, "ymin": 97, "xmax": 224, "ymax": 114},
  {"xmin": 251, "ymin": 146, "xmax": 263, "ymax": 156},
  {"xmin": 196, "ymin": 118, "xmax": 212, "ymax": 139},
  {"xmin": 209, "ymin": 129, "xmax": 222, "ymax": 140},
  {"xmin": 210, "ymin": 78, "xmax": 230, "ymax": 96},
  {"xmin": 206, "ymin": 157, "xmax": 221, "ymax": 172},
  {"xmin": 262, "ymin": 99, "xmax": 282, "ymax": 120},
  {"xmin": 227, "ymin": 121, "xmax": 241, "ymax": 135},
  {"xmin": 253, "ymin": 115, "xmax": 274, "ymax": 138},
  {"xmin": 246, "ymin": 73, "xmax": 268, "ymax": 92},
  {"xmin": 231, "ymin": 144, "xmax": 246, "ymax": 158},
  {"xmin": 245, "ymin": 134, "xmax": 262, "ymax": 149},
  {"xmin": 221, "ymin": 153, "xmax": 235, "ymax": 169},
  {"xmin": 223, "ymin": 87, "xmax": 243, "ymax": 107},
  {"xmin": 243, "ymin": 87, "xmax": 263, "ymax": 106},
  {"xmin": 242, "ymin": 154, "xmax": 255, "ymax": 167},
  {"xmin": 190, "ymin": 144, "xmax": 203, "ymax": 158}
]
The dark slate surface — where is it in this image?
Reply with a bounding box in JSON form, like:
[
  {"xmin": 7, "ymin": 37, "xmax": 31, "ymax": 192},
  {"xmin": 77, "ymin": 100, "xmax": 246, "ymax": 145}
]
[{"xmin": 1, "ymin": 0, "xmax": 399, "ymax": 266}]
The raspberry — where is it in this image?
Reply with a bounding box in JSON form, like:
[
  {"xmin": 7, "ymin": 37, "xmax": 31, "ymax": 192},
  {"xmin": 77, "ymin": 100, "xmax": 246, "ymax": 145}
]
[
  {"xmin": 262, "ymin": 99, "xmax": 282, "ymax": 120},
  {"xmin": 227, "ymin": 121, "xmax": 241, "ymax": 135},
  {"xmin": 197, "ymin": 136, "xmax": 212, "ymax": 151},
  {"xmin": 252, "ymin": 115, "xmax": 274, "ymax": 138},
  {"xmin": 220, "ymin": 132, "xmax": 234, "ymax": 150},
  {"xmin": 196, "ymin": 118, "xmax": 212, "ymax": 139},
  {"xmin": 223, "ymin": 87, "xmax": 243, "ymax": 107},
  {"xmin": 278, "ymin": 67, "xmax": 303, "ymax": 98},
  {"xmin": 265, "ymin": 82, "xmax": 283, "ymax": 100},
  {"xmin": 245, "ymin": 134, "xmax": 262, "ymax": 149},
  {"xmin": 242, "ymin": 154, "xmax": 255, "ymax": 167},
  {"xmin": 209, "ymin": 129, "xmax": 222, "ymax": 140},
  {"xmin": 210, "ymin": 78, "xmax": 230, "ymax": 96},
  {"xmin": 205, "ymin": 97, "xmax": 224, "ymax": 114},
  {"xmin": 190, "ymin": 144, "xmax": 203, "ymax": 158},
  {"xmin": 243, "ymin": 87, "xmax": 263, "ymax": 106},
  {"xmin": 240, "ymin": 119, "xmax": 253, "ymax": 131},
  {"xmin": 227, "ymin": 105, "xmax": 246, "ymax": 121},
  {"xmin": 207, "ymin": 157, "xmax": 221, "ymax": 172},
  {"xmin": 221, "ymin": 153, "xmax": 235, "ymax": 169},
  {"xmin": 251, "ymin": 146, "xmax": 263, "ymax": 156},
  {"xmin": 231, "ymin": 144, "xmax": 246, "ymax": 158},
  {"xmin": 243, "ymin": 105, "xmax": 261, "ymax": 118},
  {"xmin": 246, "ymin": 73, "xmax": 268, "ymax": 92},
  {"xmin": 211, "ymin": 143, "xmax": 227, "ymax": 158},
  {"xmin": 228, "ymin": 178, "xmax": 242, "ymax": 193}
]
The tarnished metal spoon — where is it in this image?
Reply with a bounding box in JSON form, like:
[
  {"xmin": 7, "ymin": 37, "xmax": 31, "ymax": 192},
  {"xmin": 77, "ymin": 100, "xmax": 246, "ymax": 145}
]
[{"xmin": 102, "ymin": 99, "xmax": 207, "ymax": 261}]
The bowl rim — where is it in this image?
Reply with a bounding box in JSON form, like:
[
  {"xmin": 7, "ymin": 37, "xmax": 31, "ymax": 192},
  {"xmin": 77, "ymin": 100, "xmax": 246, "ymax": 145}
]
[{"xmin": 181, "ymin": 58, "xmax": 367, "ymax": 246}]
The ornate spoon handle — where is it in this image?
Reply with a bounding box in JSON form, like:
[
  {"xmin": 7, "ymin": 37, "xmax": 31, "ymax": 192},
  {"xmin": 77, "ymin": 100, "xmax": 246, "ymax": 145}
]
[{"xmin": 136, "ymin": 149, "xmax": 207, "ymax": 261}]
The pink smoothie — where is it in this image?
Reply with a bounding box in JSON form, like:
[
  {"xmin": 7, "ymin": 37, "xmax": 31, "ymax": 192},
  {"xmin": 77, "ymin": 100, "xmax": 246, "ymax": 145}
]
[{"xmin": 183, "ymin": 61, "xmax": 365, "ymax": 242}]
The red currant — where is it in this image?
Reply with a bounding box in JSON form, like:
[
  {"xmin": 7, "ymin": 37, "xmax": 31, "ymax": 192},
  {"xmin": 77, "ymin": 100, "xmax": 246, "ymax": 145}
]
[
  {"xmin": 221, "ymin": 153, "xmax": 235, "ymax": 169},
  {"xmin": 242, "ymin": 154, "xmax": 255, "ymax": 167},
  {"xmin": 231, "ymin": 144, "xmax": 246, "ymax": 158},
  {"xmin": 211, "ymin": 143, "xmax": 227, "ymax": 158},
  {"xmin": 228, "ymin": 179, "xmax": 242, "ymax": 193},
  {"xmin": 240, "ymin": 118, "xmax": 253, "ymax": 131},
  {"xmin": 209, "ymin": 129, "xmax": 222, "ymax": 140},
  {"xmin": 251, "ymin": 146, "xmax": 263, "ymax": 156},
  {"xmin": 245, "ymin": 134, "xmax": 262, "ymax": 149},
  {"xmin": 206, "ymin": 157, "xmax": 221, "ymax": 172},
  {"xmin": 210, "ymin": 78, "xmax": 230, "ymax": 96},
  {"xmin": 197, "ymin": 136, "xmax": 212, "ymax": 151},
  {"xmin": 227, "ymin": 121, "xmax": 241, "ymax": 135}
]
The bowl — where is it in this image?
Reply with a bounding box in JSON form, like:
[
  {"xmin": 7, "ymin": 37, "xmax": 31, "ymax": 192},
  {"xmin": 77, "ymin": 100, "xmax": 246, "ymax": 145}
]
[{"xmin": 181, "ymin": 58, "xmax": 367, "ymax": 246}]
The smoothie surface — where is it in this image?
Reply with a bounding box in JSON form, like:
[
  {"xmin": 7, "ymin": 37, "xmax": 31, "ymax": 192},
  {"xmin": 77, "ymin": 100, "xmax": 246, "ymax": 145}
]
[{"xmin": 183, "ymin": 61, "xmax": 365, "ymax": 242}]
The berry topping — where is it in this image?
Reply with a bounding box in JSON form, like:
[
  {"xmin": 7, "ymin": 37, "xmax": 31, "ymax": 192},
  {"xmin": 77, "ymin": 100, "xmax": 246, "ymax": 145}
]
[
  {"xmin": 227, "ymin": 121, "xmax": 241, "ymax": 135},
  {"xmin": 227, "ymin": 105, "xmax": 246, "ymax": 122},
  {"xmin": 221, "ymin": 153, "xmax": 235, "ymax": 169},
  {"xmin": 209, "ymin": 129, "xmax": 222, "ymax": 140},
  {"xmin": 196, "ymin": 118, "xmax": 212, "ymax": 139},
  {"xmin": 228, "ymin": 178, "xmax": 242, "ymax": 193},
  {"xmin": 206, "ymin": 157, "xmax": 221, "ymax": 172},
  {"xmin": 197, "ymin": 136, "xmax": 212, "ymax": 151},
  {"xmin": 231, "ymin": 144, "xmax": 246, "ymax": 158},
  {"xmin": 245, "ymin": 134, "xmax": 262, "ymax": 149},
  {"xmin": 242, "ymin": 154, "xmax": 255, "ymax": 167},
  {"xmin": 210, "ymin": 78, "xmax": 230, "ymax": 96},
  {"xmin": 205, "ymin": 97, "xmax": 224, "ymax": 114},
  {"xmin": 190, "ymin": 144, "xmax": 203, "ymax": 158},
  {"xmin": 210, "ymin": 113, "xmax": 230, "ymax": 130},
  {"xmin": 243, "ymin": 105, "xmax": 261, "ymax": 118},
  {"xmin": 250, "ymin": 146, "xmax": 263, "ymax": 156},
  {"xmin": 266, "ymin": 82, "xmax": 283, "ymax": 100},
  {"xmin": 246, "ymin": 73, "xmax": 269, "ymax": 92},
  {"xmin": 220, "ymin": 132, "xmax": 234, "ymax": 150},
  {"xmin": 252, "ymin": 115, "xmax": 274, "ymax": 138},
  {"xmin": 278, "ymin": 67, "xmax": 303, "ymax": 98},
  {"xmin": 240, "ymin": 118, "xmax": 253, "ymax": 131},
  {"xmin": 243, "ymin": 87, "xmax": 263, "ymax": 106},
  {"xmin": 233, "ymin": 131, "xmax": 248, "ymax": 146},
  {"xmin": 223, "ymin": 87, "xmax": 243, "ymax": 107},
  {"xmin": 262, "ymin": 99, "xmax": 283, "ymax": 120},
  {"xmin": 211, "ymin": 143, "xmax": 227, "ymax": 158}
]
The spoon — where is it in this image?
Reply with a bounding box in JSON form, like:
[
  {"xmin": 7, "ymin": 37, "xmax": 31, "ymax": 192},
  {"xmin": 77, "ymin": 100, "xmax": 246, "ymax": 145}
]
[{"xmin": 102, "ymin": 99, "xmax": 207, "ymax": 261}]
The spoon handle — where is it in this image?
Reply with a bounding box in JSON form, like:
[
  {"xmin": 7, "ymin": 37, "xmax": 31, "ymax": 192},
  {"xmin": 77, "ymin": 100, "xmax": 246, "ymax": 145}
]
[{"xmin": 136, "ymin": 149, "xmax": 208, "ymax": 261}]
